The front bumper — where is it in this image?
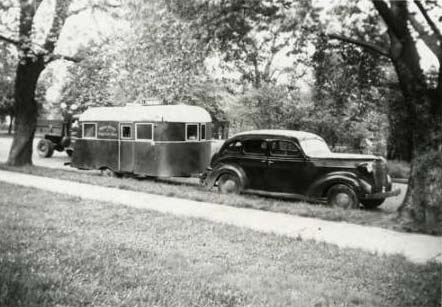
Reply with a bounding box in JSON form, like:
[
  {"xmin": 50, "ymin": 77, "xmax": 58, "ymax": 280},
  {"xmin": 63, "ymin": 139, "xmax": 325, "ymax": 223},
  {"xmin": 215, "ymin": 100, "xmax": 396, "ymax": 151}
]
[{"xmin": 362, "ymin": 188, "xmax": 401, "ymax": 199}]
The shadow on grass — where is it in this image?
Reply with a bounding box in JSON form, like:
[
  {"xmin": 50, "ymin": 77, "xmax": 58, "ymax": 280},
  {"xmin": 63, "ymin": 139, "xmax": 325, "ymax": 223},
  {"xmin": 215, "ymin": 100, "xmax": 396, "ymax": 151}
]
[{"xmin": 0, "ymin": 256, "xmax": 55, "ymax": 306}]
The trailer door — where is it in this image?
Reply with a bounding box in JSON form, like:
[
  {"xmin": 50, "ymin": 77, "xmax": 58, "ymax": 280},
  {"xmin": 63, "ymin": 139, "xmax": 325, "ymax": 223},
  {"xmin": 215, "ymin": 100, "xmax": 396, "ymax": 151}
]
[{"xmin": 119, "ymin": 123, "xmax": 134, "ymax": 172}]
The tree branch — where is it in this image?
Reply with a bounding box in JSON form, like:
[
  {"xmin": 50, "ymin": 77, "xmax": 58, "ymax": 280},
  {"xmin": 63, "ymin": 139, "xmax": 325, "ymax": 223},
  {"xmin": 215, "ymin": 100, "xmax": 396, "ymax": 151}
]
[
  {"xmin": 43, "ymin": 0, "xmax": 72, "ymax": 53},
  {"xmin": 45, "ymin": 54, "xmax": 82, "ymax": 64},
  {"xmin": 372, "ymin": 0, "xmax": 404, "ymax": 39},
  {"xmin": 414, "ymin": 0, "xmax": 442, "ymax": 42},
  {"xmin": 408, "ymin": 12, "xmax": 442, "ymax": 60},
  {"xmin": 68, "ymin": 2, "xmax": 121, "ymax": 17},
  {"xmin": 327, "ymin": 33, "xmax": 390, "ymax": 58},
  {"xmin": 0, "ymin": 34, "xmax": 19, "ymax": 46}
]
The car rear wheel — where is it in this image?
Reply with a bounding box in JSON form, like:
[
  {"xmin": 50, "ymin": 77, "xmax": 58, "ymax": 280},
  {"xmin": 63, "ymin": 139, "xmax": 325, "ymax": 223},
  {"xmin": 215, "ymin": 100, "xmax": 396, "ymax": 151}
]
[
  {"xmin": 37, "ymin": 139, "xmax": 54, "ymax": 158},
  {"xmin": 360, "ymin": 199, "xmax": 385, "ymax": 209},
  {"xmin": 327, "ymin": 184, "xmax": 359, "ymax": 209},
  {"xmin": 217, "ymin": 173, "xmax": 241, "ymax": 194}
]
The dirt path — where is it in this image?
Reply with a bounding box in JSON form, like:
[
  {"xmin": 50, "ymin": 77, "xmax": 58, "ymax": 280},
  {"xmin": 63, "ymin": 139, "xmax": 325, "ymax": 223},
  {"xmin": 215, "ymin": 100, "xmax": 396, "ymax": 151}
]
[{"xmin": 0, "ymin": 169, "xmax": 440, "ymax": 264}]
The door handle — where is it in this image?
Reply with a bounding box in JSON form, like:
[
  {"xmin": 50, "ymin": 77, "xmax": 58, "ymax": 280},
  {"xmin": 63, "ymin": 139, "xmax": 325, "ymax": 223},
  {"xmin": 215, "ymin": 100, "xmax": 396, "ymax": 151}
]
[{"xmin": 260, "ymin": 160, "xmax": 274, "ymax": 165}]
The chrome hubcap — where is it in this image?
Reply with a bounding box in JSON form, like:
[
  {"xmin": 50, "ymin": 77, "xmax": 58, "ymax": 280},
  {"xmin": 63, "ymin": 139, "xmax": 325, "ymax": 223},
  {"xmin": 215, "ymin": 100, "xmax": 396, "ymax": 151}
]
[
  {"xmin": 221, "ymin": 179, "xmax": 237, "ymax": 193},
  {"xmin": 335, "ymin": 193, "xmax": 351, "ymax": 208}
]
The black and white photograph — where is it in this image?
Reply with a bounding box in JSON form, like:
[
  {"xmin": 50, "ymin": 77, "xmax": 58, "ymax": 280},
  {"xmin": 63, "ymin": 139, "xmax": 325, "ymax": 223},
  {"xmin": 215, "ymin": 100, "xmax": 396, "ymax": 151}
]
[{"xmin": 0, "ymin": 0, "xmax": 441, "ymax": 306}]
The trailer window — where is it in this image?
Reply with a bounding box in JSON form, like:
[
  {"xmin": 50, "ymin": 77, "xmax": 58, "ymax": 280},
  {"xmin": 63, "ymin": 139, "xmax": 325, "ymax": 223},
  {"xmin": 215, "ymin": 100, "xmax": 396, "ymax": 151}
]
[
  {"xmin": 83, "ymin": 123, "xmax": 96, "ymax": 139},
  {"xmin": 136, "ymin": 124, "xmax": 153, "ymax": 141},
  {"xmin": 200, "ymin": 124, "xmax": 206, "ymax": 140},
  {"xmin": 186, "ymin": 124, "xmax": 199, "ymax": 141},
  {"xmin": 121, "ymin": 125, "xmax": 132, "ymax": 139}
]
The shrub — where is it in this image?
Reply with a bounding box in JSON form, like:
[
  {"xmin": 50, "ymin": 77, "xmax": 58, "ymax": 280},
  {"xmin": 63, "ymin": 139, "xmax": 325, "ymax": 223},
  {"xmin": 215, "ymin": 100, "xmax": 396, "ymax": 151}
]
[{"xmin": 388, "ymin": 160, "xmax": 410, "ymax": 179}]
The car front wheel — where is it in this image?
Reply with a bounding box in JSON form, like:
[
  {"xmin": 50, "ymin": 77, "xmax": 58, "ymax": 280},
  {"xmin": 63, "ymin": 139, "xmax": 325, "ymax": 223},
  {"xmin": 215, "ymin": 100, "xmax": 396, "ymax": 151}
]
[
  {"xmin": 217, "ymin": 173, "xmax": 241, "ymax": 194},
  {"xmin": 327, "ymin": 184, "xmax": 359, "ymax": 209}
]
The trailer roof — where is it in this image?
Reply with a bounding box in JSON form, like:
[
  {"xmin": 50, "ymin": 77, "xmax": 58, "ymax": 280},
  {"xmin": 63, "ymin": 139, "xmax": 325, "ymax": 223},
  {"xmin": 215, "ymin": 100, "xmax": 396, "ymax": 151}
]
[{"xmin": 79, "ymin": 104, "xmax": 212, "ymax": 123}]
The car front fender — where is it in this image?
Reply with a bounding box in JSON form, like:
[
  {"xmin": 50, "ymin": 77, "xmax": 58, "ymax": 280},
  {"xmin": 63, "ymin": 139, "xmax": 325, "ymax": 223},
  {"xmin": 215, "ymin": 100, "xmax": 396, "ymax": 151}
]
[
  {"xmin": 203, "ymin": 163, "xmax": 248, "ymax": 190},
  {"xmin": 307, "ymin": 171, "xmax": 366, "ymax": 198}
]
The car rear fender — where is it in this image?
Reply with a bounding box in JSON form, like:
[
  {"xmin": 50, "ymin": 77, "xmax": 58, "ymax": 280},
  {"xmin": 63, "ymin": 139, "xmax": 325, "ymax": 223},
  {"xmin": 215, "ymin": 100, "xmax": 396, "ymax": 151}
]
[
  {"xmin": 206, "ymin": 163, "xmax": 248, "ymax": 190},
  {"xmin": 307, "ymin": 171, "xmax": 364, "ymax": 198}
]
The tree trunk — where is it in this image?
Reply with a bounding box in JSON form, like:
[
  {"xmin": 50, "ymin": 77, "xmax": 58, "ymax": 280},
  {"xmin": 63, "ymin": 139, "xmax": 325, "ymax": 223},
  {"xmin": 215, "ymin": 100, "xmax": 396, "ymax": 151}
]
[
  {"xmin": 398, "ymin": 91, "xmax": 442, "ymax": 233},
  {"xmin": 401, "ymin": 145, "xmax": 442, "ymax": 233},
  {"xmin": 371, "ymin": 0, "xmax": 442, "ymax": 232},
  {"xmin": 6, "ymin": 56, "xmax": 45, "ymax": 166},
  {"xmin": 391, "ymin": 45, "xmax": 442, "ymax": 232},
  {"xmin": 8, "ymin": 116, "xmax": 13, "ymax": 135},
  {"xmin": 386, "ymin": 97, "xmax": 413, "ymax": 161}
]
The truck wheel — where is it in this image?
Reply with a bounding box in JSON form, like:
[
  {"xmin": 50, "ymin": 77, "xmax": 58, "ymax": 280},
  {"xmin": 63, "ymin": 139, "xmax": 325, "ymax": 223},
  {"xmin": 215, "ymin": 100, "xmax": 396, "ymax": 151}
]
[
  {"xmin": 217, "ymin": 173, "xmax": 241, "ymax": 194},
  {"xmin": 360, "ymin": 199, "xmax": 385, "ymax": 209},
  {"xmin": 327, "ymin": 184, "xmax": 359, "ymax": 209},
  {"xmin": 37, "ymin": 139, "xmax": 54, "ymax": 158}
]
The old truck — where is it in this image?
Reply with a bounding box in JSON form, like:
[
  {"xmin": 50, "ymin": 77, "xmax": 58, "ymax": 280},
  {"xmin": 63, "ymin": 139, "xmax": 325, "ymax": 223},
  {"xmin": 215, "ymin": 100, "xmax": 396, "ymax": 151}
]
[{"xmin": 36, "ymin": 115, "xmax": 79, "ymax": 158}]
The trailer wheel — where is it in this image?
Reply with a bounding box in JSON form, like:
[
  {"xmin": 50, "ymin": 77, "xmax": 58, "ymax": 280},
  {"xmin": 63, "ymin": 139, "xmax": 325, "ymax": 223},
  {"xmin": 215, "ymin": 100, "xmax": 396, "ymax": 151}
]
[
  {"xmin": 37, "ymin": 139, "xmax": 54, "ymax": 158},
  {"xmin": 66, "ymin": 149, "xmax": 73, "ymax": 157},
  {"xmin": 100, "ymin": 168, "xmax": 123, "ymax": 178}
]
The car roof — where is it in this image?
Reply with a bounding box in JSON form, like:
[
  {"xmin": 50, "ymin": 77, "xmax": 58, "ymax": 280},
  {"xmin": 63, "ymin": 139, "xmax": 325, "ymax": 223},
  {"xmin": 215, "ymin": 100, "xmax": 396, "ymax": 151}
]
[
  {"xmin": 79, "ymin": 104, "xmax": 212, "ymax": 123},
  {"xmin": 232, "ymin": 129, "xmax": 324, "ymax": 141}
]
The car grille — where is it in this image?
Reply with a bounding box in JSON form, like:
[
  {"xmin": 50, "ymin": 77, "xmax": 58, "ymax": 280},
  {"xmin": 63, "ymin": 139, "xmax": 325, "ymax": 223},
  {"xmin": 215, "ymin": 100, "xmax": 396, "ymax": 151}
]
[{"xmin": 373, "ymin": 160, "xmax": 388, "ymax": 192}]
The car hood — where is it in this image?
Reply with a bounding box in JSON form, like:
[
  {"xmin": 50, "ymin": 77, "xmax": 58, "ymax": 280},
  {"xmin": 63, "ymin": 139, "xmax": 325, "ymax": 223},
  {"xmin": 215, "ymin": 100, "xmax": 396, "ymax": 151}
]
[{"xmin": 309, "ymin": 152, "xmax": 380, "ymax": 161}]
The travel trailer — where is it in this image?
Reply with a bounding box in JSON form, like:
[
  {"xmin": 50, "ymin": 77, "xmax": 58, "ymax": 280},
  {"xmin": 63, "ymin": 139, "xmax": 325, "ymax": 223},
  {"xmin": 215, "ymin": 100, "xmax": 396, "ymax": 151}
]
[{"xmin": 71, "ymin": 104, "xmax": 212, "ymax": 177}]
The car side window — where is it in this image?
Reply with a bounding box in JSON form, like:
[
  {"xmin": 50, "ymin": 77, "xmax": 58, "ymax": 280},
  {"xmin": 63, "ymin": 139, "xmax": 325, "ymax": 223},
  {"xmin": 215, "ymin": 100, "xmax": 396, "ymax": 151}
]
[
  {"xmin": 270, "ymin": 140, "xmax": 301, "ymax": 157},
  {"xmin": 224, "ymin": 141, "xmax": 242, "ymax": 153},
  {"xmin": 243, "ymin": 139, "xmax": 267, "ymax": 155}
]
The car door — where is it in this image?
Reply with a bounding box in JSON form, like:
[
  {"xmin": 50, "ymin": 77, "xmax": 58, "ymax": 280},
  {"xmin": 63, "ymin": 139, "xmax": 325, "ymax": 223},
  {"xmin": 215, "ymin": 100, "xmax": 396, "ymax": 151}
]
[
  {"xmin": 237, "ymin": 138, "xmax": 269, "ymax": 189},
  {"xmin": 266, "ymin": 139, "xmax": 308, "ymax": 194}
]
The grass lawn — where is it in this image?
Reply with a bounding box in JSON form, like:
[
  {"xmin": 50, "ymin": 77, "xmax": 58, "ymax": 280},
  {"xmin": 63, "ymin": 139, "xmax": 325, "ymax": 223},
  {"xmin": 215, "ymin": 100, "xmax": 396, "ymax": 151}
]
[
  {"xmin": 0, "ymin": 183, "xmax": 440, "ymax": 307},
  {"xmin": 0, "ymin": 163, "xmax": 427, "ymax": 236}
]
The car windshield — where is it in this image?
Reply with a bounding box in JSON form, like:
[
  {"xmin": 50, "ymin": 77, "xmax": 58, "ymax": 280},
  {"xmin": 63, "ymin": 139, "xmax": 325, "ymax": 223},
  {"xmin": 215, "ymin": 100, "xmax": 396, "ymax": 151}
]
[{"xmin": 300, "ymin": 138, "xmax": 331, "ymax": 157}]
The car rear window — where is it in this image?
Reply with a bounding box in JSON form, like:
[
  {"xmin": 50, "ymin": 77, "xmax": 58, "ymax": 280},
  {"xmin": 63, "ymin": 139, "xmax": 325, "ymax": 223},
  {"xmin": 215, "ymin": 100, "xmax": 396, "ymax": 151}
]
[
  {"xmin": 224, "ymin": 141, "xmax": 242, "ymax": 153},
  {"xmin": 270, "ymin": 141, "xmax": 301, "ymax": 157},
  {"xmin": 243, "ymin": 140, "xmax": 267, "ymax": 155}
]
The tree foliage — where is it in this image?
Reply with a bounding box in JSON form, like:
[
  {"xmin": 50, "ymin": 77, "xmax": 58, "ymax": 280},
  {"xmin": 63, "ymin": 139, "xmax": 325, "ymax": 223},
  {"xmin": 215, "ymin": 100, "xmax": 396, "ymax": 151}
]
[
  {"xmin": 309, "ymin": 34, "xmax": 391, "ymax": 153},
  {"xmin": 185, "ymin": 0, "xmax": 315, "ymax": 88},
  {"xmin": 0, "ymin": 0, "xmax": 122, "ymax": 165},
  {"xmin": 0, "ymin": 42, "xmax": 15, "ymax": 128}
]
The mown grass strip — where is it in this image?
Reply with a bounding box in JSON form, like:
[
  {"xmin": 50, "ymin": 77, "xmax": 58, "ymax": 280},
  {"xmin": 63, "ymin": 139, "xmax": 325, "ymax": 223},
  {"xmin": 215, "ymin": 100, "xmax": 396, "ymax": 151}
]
[
  {"xmin": 0, "ymin": 163, "xmax": 430, "ymax": 235},
  {"xmin": 0, "ymin": 183, "xmax": 440, "ymax": 307}
]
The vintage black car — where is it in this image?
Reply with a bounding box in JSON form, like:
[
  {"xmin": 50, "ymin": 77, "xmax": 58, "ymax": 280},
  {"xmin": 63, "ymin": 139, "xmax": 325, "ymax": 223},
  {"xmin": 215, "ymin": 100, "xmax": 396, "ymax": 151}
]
[{"xmin": 201, "ymin": 130, "xmax": 401, "ymax": 209}]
